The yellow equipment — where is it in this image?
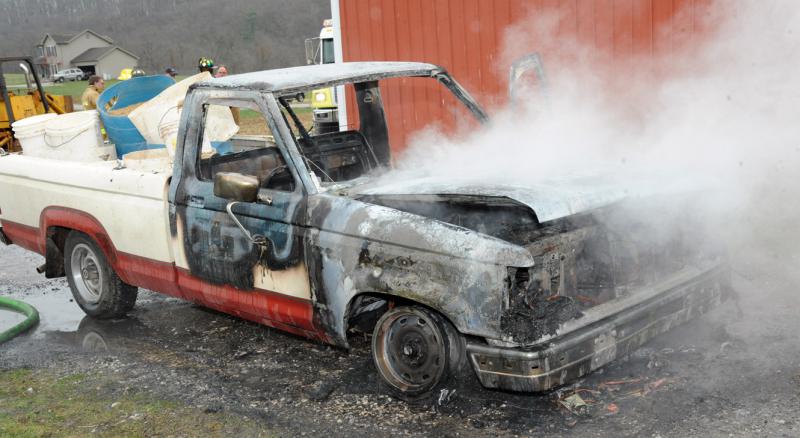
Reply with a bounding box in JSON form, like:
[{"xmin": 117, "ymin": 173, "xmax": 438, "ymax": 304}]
[
  {"xmin": 306, "ymin": 20, "xmax": 336, "ymax": 111},
  {"xmin": 117, "ymin": 68, "xmax": 133, "ymax": 81},
  {"xmin": 0, "ymin": 57, "xmax": 72, "ymax": 152},
  {"xmin": 304, "ymin": 19, "xmax": 339, "ymax": 134}
]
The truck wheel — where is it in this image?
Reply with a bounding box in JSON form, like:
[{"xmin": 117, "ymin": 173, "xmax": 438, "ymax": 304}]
[
  {"xmin": 64, "ymin": 232, "xmax": 137, "ymax": 319},
  {"xmin": 372, "ymin": 305, "xmax": 466, "ymax": 401}
]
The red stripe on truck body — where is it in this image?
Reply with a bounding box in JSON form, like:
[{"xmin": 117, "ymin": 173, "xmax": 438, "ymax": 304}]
[
  {"xmin": 1, "ymin": 220, "xmax": 40, "ymax": 254},
  {"xmin": 1, "ymin": 208, "xmax": 323, "ymax": 341}
]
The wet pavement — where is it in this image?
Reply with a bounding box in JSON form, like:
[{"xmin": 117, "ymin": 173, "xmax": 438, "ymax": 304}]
[
  {"xmin": 0, "ymin": 311, "xmax": 25, "ymax": 332},
  {"xmin": 1, "ymin": 242, "xmax": 799, "ymax": 437}
]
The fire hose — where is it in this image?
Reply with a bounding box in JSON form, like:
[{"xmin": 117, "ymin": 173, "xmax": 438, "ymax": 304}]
[{"xmin": 0, "ymin": 296, "xmax": 39, "ymax": 344}]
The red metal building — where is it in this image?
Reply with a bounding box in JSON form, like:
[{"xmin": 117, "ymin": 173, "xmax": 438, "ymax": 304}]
[{"xmin": 331, "ymin": 0, "xmax": 717, "ymax": 153}]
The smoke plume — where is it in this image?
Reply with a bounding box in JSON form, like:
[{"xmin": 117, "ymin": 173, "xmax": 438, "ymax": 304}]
[
  {"xmin": 390, "ymin": 0, "xmax": 800, "ymax": 250},
  {"xmin": 379, "ymin": 1, "xmax": 800, "ymax": 373}
]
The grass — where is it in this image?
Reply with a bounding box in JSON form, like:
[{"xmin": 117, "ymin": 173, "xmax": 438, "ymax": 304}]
[
  {"xmin": 0, "ymin": 369, "xmax": 275, "ymax": 437},
  {"xmin": 3, "ymin": 73, "xmax": 115, "ymax": 101},
  {"xmin": 238, "ymin": 106, "xmax": 314, "ymax": 136},
  {"xmin": 48, "ymin": 80, "xmax": 121, "ymax": 101},
  {"xmin": 3, "ymin": 73, "xmax": 193, "ymax": 102},
  {"xmin": 3, "ymin": 73, "xmax": 28, "ymax": 86}
]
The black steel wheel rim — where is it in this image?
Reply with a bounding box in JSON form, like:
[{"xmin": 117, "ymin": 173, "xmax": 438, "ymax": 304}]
[{"xmin": 376, "ymin": 309, "xmax": 446, "ymax": 392}]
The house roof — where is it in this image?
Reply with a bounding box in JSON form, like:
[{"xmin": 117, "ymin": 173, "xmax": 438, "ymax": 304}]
[
  {"xmin": 71, "ymin": 46, "xmax": 139, "ymax": 64},
  {"xmin": 50, "ymin": 33, "xmax": 74, "ymax": 44},
  {"xmin": 40, "ymin": 29, "xmax": 114, "ymax": 47},
  {"xmin": 71, "ymin": 47, "xmax": 113, "ymax": 63}
]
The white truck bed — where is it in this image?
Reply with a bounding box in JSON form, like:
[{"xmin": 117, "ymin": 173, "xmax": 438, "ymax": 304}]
[{"xmin": 0, "ymin": 154, "xmax": 174, "ymax": 264}]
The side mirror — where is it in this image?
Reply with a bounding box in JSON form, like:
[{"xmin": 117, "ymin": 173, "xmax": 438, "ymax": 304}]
[
  {"xmin": 213, "ymin": 172, "xmax": 258, "ymax": 202},
  {"xmin": 215, "ymin": 172, "xmax": 268, "ymax": 248},
  {"xmin": 305, "ymin": 37, "xmax": 320, "ymax": 65},
  {"xmin": 508, "ymin": 52, "xmax": 549, "ymax": 109}
]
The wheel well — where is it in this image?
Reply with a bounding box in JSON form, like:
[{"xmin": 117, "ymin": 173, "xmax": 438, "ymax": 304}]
[
  {"xmin": 344, "ymin": 292, "xmax": 460, "ymax": 340},
  {"xmin": 42, "ymin": 226, "xmax": 71, "ymax": 278}
]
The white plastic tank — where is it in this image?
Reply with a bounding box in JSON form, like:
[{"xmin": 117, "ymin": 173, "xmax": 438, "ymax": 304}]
[
  {"xmin": 128, "ymin": 72, "xmax": 238, "ymax": 155},
  {"xmin": 156, "ymin": 107, "xmax": 181, "ymax": 159},
  {"xmin": 11, "ymin": 113, "xmax": 58, "ymax": 153},
  {"xmin": 40, "ymin": 110, "xmax": 116, "ymax": 162}
]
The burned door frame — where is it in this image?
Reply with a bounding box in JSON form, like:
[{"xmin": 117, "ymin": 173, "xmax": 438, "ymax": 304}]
[{"xmin": 170, "ymin": 88, "xmax": 313, "ymax": 301}]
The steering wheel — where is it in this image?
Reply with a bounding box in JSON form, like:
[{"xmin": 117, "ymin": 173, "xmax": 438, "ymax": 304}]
[{"xmin": 261, "ymin": 165, "xmax": 289, "ymax": 190}]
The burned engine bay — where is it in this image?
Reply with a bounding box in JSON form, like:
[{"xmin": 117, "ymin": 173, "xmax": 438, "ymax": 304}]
[{"xmin": 356, "ymin": 193, "xmax": 723, "ymax": 344}]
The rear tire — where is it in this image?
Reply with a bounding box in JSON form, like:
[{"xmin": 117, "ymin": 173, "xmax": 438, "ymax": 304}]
[
  {"xmin": 64, "ymin": 231, "xmax": 137, "ymax": 319},
  {"xmin": 372, "ymin": 305, "xmax": 466, "ymax": 401}
]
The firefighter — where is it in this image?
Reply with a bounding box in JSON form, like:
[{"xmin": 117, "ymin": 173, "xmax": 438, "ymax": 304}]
[
  {"xmin": 80, "ymin": 75, "xmax": 104, "ymax": 110},
  {"xmin": 203, "ymin": 60, "xmax": 238, "ymax": 124},
  {"xmin": 198, "ymin": 57, "xmax": 215, "ymax": 74}
]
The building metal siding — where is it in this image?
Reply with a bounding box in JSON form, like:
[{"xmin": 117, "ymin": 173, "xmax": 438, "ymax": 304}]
[{"xmin": 337, "ymin": 0, "xmax": 716, "ymax": 154}]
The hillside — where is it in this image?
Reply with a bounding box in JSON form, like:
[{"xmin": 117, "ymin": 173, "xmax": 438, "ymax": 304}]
[{"xmin": 0, "ymin": 0, "xmax": 330, "ymax": 74}]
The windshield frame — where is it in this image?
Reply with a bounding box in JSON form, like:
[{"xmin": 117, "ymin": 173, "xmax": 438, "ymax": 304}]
[{"xmin": 262, "ymin": 71, "xmax": 489, "ymax": 195}]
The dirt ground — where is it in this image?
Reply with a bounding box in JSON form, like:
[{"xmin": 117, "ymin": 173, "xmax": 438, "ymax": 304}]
[{"xmin": 1, "ymin": 240, "xmax": 799, "ymax": 437}]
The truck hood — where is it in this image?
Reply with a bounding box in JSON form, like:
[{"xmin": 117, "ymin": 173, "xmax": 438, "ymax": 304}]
[{"xmin": 347, "ymin": 171, "xmax": 710, "ymax": 223}]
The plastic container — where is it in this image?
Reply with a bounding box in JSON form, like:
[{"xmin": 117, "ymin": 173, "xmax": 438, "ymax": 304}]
[
  {"xmin": 129, "ymin": 73, "xmax": 238, "ymax": 155},
  {"xmin": 128, "ymin": 72, "xmax": 211, "ymax": 145},
  {"xmin": 156, "ymin": 108, "xmax": 181, "ymax": 159},
  {"xmin": 96, "ymin": 75, "xmax": 175, "ymax": 157},
  {"xmin": 40, "ymin": 110, "xmax": 110, "ymax": 162},
  {"xmin": 11, "ymin": 113, "xmax": 58, "ymax": 152}
]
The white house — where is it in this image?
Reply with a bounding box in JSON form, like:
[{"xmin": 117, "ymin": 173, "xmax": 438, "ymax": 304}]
[{"xmin": 34, "ymin": 29, "xmax": 139, "ymax": 79}]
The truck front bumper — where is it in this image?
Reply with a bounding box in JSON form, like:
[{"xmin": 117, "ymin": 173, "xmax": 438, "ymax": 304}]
[{"xmin": 466, "ymin": 264, "xmax": 730, "ymax": 392}]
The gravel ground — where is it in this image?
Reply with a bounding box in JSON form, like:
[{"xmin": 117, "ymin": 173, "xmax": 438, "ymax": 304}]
[{"xmin": 1, "ymin": 241, "xmax": 798, "ymax": 437}]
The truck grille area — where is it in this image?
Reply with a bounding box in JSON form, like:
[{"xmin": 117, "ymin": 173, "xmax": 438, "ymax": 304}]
[{"xmin": 501, "ymin": 206, "xmax": 724, "ymax": 344}]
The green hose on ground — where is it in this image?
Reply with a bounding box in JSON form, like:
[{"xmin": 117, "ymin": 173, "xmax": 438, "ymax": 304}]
[{"xmin": 0, "ymin": 296, "xmax": 39, "ymax": 344}]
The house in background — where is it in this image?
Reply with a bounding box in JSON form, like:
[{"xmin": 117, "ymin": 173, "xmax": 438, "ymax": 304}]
[{"xmin": 34, "ymin": 29, "xmax": 139, "ymax": 80}]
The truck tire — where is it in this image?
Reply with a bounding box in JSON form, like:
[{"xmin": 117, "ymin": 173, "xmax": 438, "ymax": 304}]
[
  {"xmin": 372, "ymin": 305, "xmax": 467, "ymax": 402},
  {"xmin": 64, "ymin": 231, "xmax": 138, "ymax": 319}
]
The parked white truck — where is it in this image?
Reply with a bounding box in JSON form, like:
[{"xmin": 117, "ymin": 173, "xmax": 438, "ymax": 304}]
[{"xmin": 0, "ymin": 62, "xmax": 730, "ymax": 400}]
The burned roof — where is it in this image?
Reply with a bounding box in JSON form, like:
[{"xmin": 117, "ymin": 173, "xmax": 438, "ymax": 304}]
[{"xmin": 202, "ymin": 62, "xmax": 441, "ymax": 94}]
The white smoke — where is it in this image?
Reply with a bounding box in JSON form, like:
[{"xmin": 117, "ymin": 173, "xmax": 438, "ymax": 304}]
[
  {"xmin": 381, "ymin": 1, "xmax": 800, "ymax": 366},
  {"xmin": 389, "ymin": 0, "xmax": 800, "ymax": 241}
]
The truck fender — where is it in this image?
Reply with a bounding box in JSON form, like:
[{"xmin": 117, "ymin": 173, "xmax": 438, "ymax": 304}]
[{"xmin": 38, "ymin": 206, "xmax": 121, "ymax": 276}]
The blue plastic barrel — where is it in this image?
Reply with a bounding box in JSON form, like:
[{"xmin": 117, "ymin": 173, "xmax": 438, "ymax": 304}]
[{"xmin": 97, "ymin": 76, "xmax": 176, "ymax": 157}]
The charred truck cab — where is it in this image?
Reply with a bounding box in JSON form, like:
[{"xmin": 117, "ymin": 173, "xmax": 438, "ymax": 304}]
[{"xmin": 0, "ymin": 62, "xmax": 730, "ymax": 400}]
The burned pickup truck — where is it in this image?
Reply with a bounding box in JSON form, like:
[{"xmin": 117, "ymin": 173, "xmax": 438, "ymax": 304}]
[{"xmin": 0, "ymin": 62, "xmax": 729, "ymax": 399}]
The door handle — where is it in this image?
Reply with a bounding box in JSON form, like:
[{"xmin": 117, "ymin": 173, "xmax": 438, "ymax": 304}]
[{"xmin": 225, "ymin": 201, "xmax": 268, "ymax": 248}]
